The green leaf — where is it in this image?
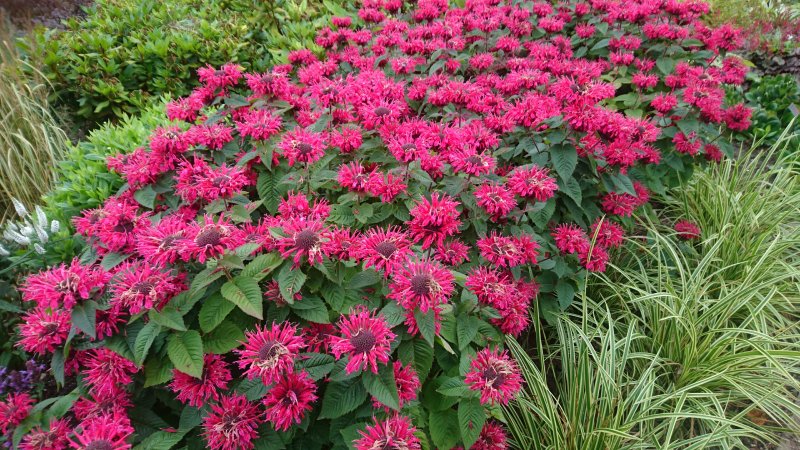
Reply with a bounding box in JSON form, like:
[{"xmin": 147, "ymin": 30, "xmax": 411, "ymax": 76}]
[
  {"xmin": 189, "ymin": 267, "xmax": 224, "ymax": 297},
  {"xmin": 133, "ymin": 321, "xmax": 161, "ymax": 365},
  {"xmin": 296, "ymin": 353, "xmax": 335, "ymax": 381},
  {"xmin": 149, "ymin": 306, "xmax": 186, "ymax": 331},
  {"xmin": 349, "ymin": 269, "xmax": 381, "ymax": 289},
  {"xmin": 429, "ymin": 409, "xmax": 460, "ymax": 450},
  {"xmin": 51, "ymin": 349, "xmax": 65, "ymax": 385},
  {"xmin": 257, "ymin": 171, "xmax": 280, "ymax": 213},
  {"xmin": 203, "ymin": 321, "xmax": 244, "ymax": 354},
  {"xmin": 221, "ymin": 276, "xmax": 263, "ymax": 319},
  {"xmin": 559, "ymin": 177, "xmax": 582, "ymax": 205},
  {"xmin": 458, "ymin": 397, "xmax": 486, "ymax": 449},
  {"xmin": 403, "ymin": 338, "xmax": 434, "ymax": 380},
  {"xmin": 144, "ymin": 355, "xmax": 173, "ymax": 387},
  {"xmin": 290, "ymin": 296, "xmax": 330, "ymax": 323},
  {"xmin": 72, "ymin": 300, "xmax": 97, "ymax": 339},
  {"xmin": 242, "ymin": 253, "xmax": 283, "ymax": 281},
  {"xmin": 132, "ymin": 429, "xmax": 187, "ymax": 450},
  {"xmin": 414, "ymin": 309, "xmax": 436, "ymax": 347},
  {"xmin": 362, "ymin": 364, "xmax": 400, "ymax": 410},
  {"xmin": 551, "ymin": 144, "xmax": 578, "ymax": 180},
  {"xmin": 437, "ymin": 377, "xmax": 471, "ymax": 397},
  {"xmin": 656, "ymin": 57, "xmax": 675, "ymax": 75},
  {"xmin": 319, "ymin": 377, "xmax": 368, "ymax": 419},
  {"xmin": 277, "ymin": 265, "xmax": 306, "ymax": 304},
  {"xmin": 100, "ymin": 251, "xmax": 129, "ymax": 270},
  {"xmin": 167, "ymin": 331, "xmax": 204, "ymax": 379},
  {"xmin": 352, "ymin": 203, "xmax": 374, "ymax": 224},
  {"xmin": 134, "ymin": 185, "xmax": 157, "ymax": 209},
  {"xmin": 556, "ymin": 278, "xmax": 576, "ymax": 310},
  {"xmin": 456, "ymin": 315, "xmax": 480, "ymax": 351},
  {"xmin": 380, "ymin": 301, "xmax": 405, "ymax": 328},
  {"xmin": 199, "ymin": 293, "xmax": 236, "ymax": 333}
]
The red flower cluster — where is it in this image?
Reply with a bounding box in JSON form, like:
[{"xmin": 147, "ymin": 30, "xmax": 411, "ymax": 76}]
[{"xmin": 11, "ymin": 0, "xmax": 751, "ymax": 447}]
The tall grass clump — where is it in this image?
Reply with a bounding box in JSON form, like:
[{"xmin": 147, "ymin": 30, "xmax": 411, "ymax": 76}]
[
  {"xmin": 505, "ymin": 133, "xmax": 800, "ymax": 449},
  {"xmin": 0, "ymin": 19, "xmax": 67, "ymax": 221}
]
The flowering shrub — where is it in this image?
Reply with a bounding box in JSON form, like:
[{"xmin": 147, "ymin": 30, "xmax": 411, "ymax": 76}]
[{"xmin": 4, "ymin": 0, "xmax": 751, "ymax": 448}]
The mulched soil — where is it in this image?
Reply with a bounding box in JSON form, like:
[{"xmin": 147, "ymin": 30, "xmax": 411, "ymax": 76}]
[
  {"xmin": 0, "ymin": 0, "xmax": 92, "ymax": 29},
  {"xmin": 749, "ymin": 48, "xmax": 800, "ymax": 79}
]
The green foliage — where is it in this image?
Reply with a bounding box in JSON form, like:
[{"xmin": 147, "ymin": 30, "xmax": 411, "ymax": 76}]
[
  {"xmin": 25, "ymin": 0, "xmax": 351, "ymax": 125},
  {"xmin": 43, "ymin": 98, "xmax": 174, "ymax": 227},
  {"xmin": 728, "ymin": 74, "xmax": 800, "ymax": 148}
]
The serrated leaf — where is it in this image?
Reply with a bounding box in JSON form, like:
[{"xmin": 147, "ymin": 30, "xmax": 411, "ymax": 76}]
[
  {"xmin": 456, "ymin": 315, "xmax": 480, "ymax": 351},
  {"xmin": 133, "ymin": 321, "xmax": 161, "ymax": 365},
  {"xmin": 167, "ymin": 331, "xmax": 204, "ymax": 379},
  {"xmin": 203, "ymin": 321, "xmax": 244, "ymax": 354},
  {"xmin": 189, "ymin": 267, "xmax": 224, "ymax": 297},
  {"xmin": 242, "ymin": 253, "xmax": 283, "ymax": 281},
  {"xmin": 134, "ymin": 185, "xmax": 157, "ymax": 209},
  {"xmin": 132, "ymin": 429, "xmax": 187, "ymax": 450},
  {"xmin": 199, "ymin": 293, "xmax": 236, "ymax": 333},
  {"xmin": 277, "ymin": 265, "xmax": 306, "ymax": 304},
  {"xmin": 559, "ymin": 177, "xmax": 582, "ymax": 205},
  {"xmin": 551, "ymin": 144, "xmax": 577, "ymax": 180},
  {"xmin": 257, "ymin": 172, "xmax": 280, "ymax": 213},
  {"xmin": 144, "ymin": 355, "xmax": 173, "ymax": 387},
  {"xmin": 458, "ymin": 397, "xmax": 486, "ymax": 449},
  {"xmin": 349, "ymin": 269, "xmax": 381, "ymax": 289},
  {"xmin": 72, "ymin": 301, "xmax": 96, "ymax": 339},
  {"xmin": 380, "ymin": 301, "xmax": 405, "ymax": 328},
  {"xmin": 221, "ymin": 277, "xmax": 263, "ymax": 319},
  {"xmin": 100, "ymin": 252, "xmax": 129, "ymax": 270},
  {"xmin": 437, "ymin": 377, "xmax": 471, "ymax": 397},
  {"xmin": 149, "ymin": 307, "xmax": 186, "ymax": 331},
  {"xmin": 352, "ymin": 203, "xmax": 374, "ymax": 224},
  {"xmin": 556, "ymin": 278, "xmax": 576, "ymax": 310},
  {"xmin": 414, "ymin": 309, "xmax": 436, "ymax": 347},
  {"xmin": 362, "ymin": 364, "xmax": 400, "ymax": 410},
  {"xmin": 289, "ymin": 296, "xmax": 330, "ymax": 323},
  {"xmin": 319, "ymin": 377, "xmax": 368, "ymax": 419},
  {"xmin": 297, "ymin": 353, "xmax": 336, "ymax": 381},
  {"xmin": 429, "ymin": 409, "xmax": 460, "ymax": 450}
]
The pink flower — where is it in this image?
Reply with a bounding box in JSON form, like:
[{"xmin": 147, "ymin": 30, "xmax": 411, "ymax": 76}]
[
  {"xmin": 0, "ymin": 393, "xmax": 33, "ymax": 434},
  {"xmin": 675, "ymin": 219, "xmax": 701, "ymax": 240},
  {"xmin": 435, "ymin": 239, "xmax": 470, "ymax": 266},
  {"xmin": 179, "ymin": 215, "xmax": 242, "ymax": 263},
  {"xmin": 338, "ymin": 161, "xmax": 373, "ymax": 192},
  {"xmin": 189, "ymin": 124, "xmax": 234, "ymax": 150},
  {"xmin": 17, "ymin": 306, "xmax": 71, "ymax": 354},
  {"xmin": 236, "ymin": 323, "xmax": 305, "ymax": 385},
  {"xmin": 69, "ymin": 413, "xmax": 133, "ymax": 450},
  {"xmin": 330, "ymin": 306, "xmax": 395, "ymax": 374},
  {"xmin": 477, "ymin": 232, "xmax": 539, "ymax": 268},
  {"xmin": 475, "ymin": 183, "xmax": 516, "ymax": 221},
  {"xmin": 589, "ymin": 219, "xmax": 625, "ymax": 249},
  {"xmin": 407, "ymin": 193, "xmax": 461, "ymax": 249},
  {"xmin": 20, "ymin": 418, "xmax": 71, "ymax": 450},
  {"xmin": 354, "ymin": 416, "xmax": 421, "ymax": 450},
  {"xmin": 110, "ymin": 262, "xmax": 185, "ymax": 315},
  {"xmin": 507, "ymin": 166, "xmax": 558, "ymax": 202},
  {"xmin": 197, "ymin": 63, "xmax": 243, "ymax": 91},
  {"xmin": 465, "ymin": 348, "xmax": 523, "ymax": 405},
  {"xmin": 170, "ymin": 354, "xmax": 232, "ymax": 408},
  {"xmin": 388, "ymin": 259, "xmax": 455, "ymax": 314},
  {"xmin": 277, "ymin": 219, "xmax": 329, "ymax": 268},
  {"xmin": 473, "ymin": 422, "xmax": 510, "ymax": 450},
  {"xmin": 135, "ymin": 214, "xmax": 188, "ymax": 266},
  {"xmin": 236, "ymin": 109, "xmax": 282, "ymax": 140},
  {"xmin": 552, "ymin": 223, "xmax": 590, "ymax": 255},
  {"xmin": 21, "ymin": 259, "xmax": 109, "ymax": 310},
  {"xmin": 278, "ymin": 128, "xmax": 327, "ymax": 166},
  {"xmin": 203, "ymin": 394, "xmax": 262, "ymax": 450},
  {"xmin": 81, "ymin": 348, "xmax": 139, "ymax": 396},
  {"xmin": 263, "ymin": 371, "xmax": 318, "ymax": 431},
  {"xmin": 357, "ymin": 226, "xmax": 414, "ymax": 276}
]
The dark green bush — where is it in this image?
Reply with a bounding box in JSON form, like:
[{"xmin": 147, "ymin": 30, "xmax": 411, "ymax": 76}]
[
  {"xmin": 728, "ymin": 73, "xmax": 800, "ymax": 146},
  {"xmin": 27, "ymin": 0, "xmax": 350, "ymax": 125}
]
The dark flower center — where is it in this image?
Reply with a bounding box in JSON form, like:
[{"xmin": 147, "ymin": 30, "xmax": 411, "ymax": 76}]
[
  {"xmin": 55, "ymin": 274, "xmax": 79, "ymax": 293},
  {"xmin": 467, "ymin": 155, "xmax": 483, "ymax": 165},
  {"xmin": 212, "ymin": 175, "xmax": 230, "ymax": 186},
  {"xmin": 159, "ymin": 234, "xmax": 181, "ymax": 251},
  {"xmin": 165, "ymin": 131, "xmax": 179, "ymax": 140},
  {"xmin": 297, "ymin": 143, "xmax": 314, "ymax": 155},
  {"xmin": 401, "ymin": 143, "xmax": 417, "ymax": 151},
  {"xmin": 258, "ymin": 341, "xmax": 282, "ymax": 361},
  {"xmin": 482, "ymin": 366, "xmax": 507, "ymax": 387},
  {"xmin": 295, "ymin": 229, "xmax": 318, "ymax": 251},
  {"xmin": 375, "ymin": 241, "xmax": 397, "ymax": 259},
  {"xmin": 410, "ymin": 273, "xmax": 432, "ymax": 296},
  {"xmin": 374, "ymin": 106, "xmax": 391, "ymax": 117},
  {"xmin": 195, "ymin": 227, "xmax": 223, "ymax": 247},
  {"xmin": 350, "ymin": 329, "xmax": 377, "ymax": 353},
  {"xmin": 131, "ymin": 281, "xmax": 155, "ymax": 295},
  {"xmin": 85, "ymin": 440, "xmax": 114, "ymax": 450},
  {"xmin": 114, "ymin": 219, "xmax": 135, "ymax": 233}
]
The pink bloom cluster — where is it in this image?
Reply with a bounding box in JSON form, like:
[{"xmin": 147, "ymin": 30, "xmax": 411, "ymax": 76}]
[{"xmin": 10, "ymin": 0, "xmax": 751, "ymax": 447}]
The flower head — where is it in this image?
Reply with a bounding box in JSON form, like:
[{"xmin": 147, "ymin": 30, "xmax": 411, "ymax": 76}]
[
  {"xmin": 407, "ymin": 193, "xmax": 461, "ymax": 249},
  {"xmin": 675, "ymin": 219, "xmax": 701, "ymax": 240},
  {"xmin": 357, "ymin": 226, "xmax": 414, "ymax": 276},
  {"xmin": 0, "ymin": 392, "xmax": 33, "ymax": 434},
  {"xmin": 203, "ymin": 394, "xmax": 262, "ymax": 450},
  {"xmin": 263, "ymin": 371, "xmax": 318, "ymax": 431},
  {"xmin": 69, "ymin": 413, "xmax": 134, "ymax": 450},
  {"xmin": 20, "ymin": 418, "xmax": 71, "ymax": 450},
  {"xmin": 330, "ymin": 307, "xmax": 395, "ymax": 374},
  {"xmin": 236, "ymin": 323, "xmax": 305, "ymax": 385},
  {"xmin": 354, "ymin": 416, "xmax": 421, "ymax": 450},
  {"xmin": 465, "ymin": 348, "xmax": 523, "ymax": 405},
  {"xmin": 170, "ymin": 354, "xmax": 232, "ymax": 408}
]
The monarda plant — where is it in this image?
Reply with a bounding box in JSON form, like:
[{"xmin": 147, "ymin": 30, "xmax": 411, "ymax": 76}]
[{"xmin": 2, "ymin": 0, "xmax": 750, "ymax": 448}]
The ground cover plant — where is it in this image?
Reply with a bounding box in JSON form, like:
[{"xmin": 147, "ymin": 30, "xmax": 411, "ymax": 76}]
[{"xmin": 0, "ymin": 0, "xmax": 755, "ymax": 448}]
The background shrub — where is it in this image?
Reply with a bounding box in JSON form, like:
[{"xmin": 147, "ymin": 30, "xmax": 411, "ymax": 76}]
[
  {"xmin": 727, "ymin": 74, "xmax": 800, "ymax": 148},
  {"xmin": 24, "ymin": 0, "xmax": 352, "ymax": 125}
]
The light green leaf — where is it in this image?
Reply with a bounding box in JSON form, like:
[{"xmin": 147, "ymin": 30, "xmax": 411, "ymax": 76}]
[{"xmin": 167, "ymin": 331, "xmax": 204, "ymax": 379}]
